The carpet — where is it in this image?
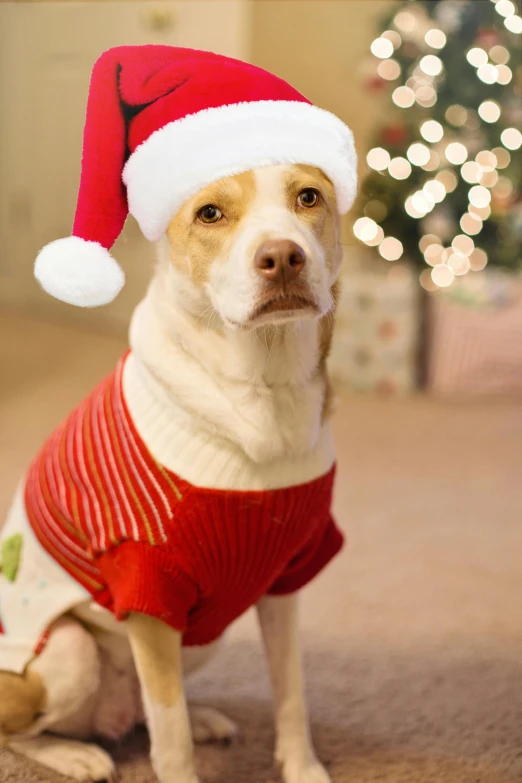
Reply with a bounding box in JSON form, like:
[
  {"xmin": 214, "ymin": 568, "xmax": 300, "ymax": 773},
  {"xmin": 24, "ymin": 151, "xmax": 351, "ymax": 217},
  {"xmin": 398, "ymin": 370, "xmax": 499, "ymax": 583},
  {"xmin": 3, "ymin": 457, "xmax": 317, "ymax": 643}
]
[{"xmin": 1, "ymin": 314, "xmax": 521, "ymax": 782}]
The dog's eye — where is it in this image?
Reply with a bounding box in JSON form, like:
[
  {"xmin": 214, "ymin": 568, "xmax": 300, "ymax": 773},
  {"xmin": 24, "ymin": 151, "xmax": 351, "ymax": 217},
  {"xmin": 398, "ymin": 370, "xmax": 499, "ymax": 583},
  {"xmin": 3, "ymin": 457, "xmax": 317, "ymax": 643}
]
[
  {"xmin": 198, "ymin": 204, "xmax": 223, "ymax": 224},
  {"xmin": 297, "ymin": 188, "xmax": 319, "ymax": 208},
  {"xmin": 32, "ymin": 711, "xmax": 45, "ymax": 722}
]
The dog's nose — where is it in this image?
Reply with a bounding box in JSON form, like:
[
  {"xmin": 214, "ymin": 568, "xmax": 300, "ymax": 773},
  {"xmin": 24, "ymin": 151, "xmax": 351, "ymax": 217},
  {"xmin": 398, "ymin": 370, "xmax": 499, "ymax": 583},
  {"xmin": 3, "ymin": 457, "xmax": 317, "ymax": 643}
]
[{"xmin": 254, "ymin": 240, "xmax": 306, "ymax": 284}]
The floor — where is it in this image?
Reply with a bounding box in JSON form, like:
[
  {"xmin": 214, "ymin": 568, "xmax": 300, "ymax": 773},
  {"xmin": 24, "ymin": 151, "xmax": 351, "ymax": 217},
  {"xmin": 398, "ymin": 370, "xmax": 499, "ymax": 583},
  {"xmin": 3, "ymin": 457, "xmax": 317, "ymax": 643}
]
[{"xmin": 1, "ymin": 312, "xmax": 522, "ymax": 783}]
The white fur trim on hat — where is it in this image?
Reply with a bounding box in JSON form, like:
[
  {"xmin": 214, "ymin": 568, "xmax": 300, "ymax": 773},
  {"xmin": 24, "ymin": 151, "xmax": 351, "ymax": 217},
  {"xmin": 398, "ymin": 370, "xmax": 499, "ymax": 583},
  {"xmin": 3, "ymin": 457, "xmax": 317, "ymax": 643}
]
[
  {"xmin": 123, "ymin": 100, "xmax": 357, "ymax": 242},
  {"xmin": 34, "ymin": 236, "xmax": 125, "ymax": 307}
]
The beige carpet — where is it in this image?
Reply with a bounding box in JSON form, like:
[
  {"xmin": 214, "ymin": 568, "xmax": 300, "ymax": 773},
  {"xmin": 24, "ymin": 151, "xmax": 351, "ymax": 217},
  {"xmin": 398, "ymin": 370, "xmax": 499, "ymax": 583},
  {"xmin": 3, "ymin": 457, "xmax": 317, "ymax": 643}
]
[{"xmin": 1, "ymin": 312, "xmax": 521, "ymax": 783}]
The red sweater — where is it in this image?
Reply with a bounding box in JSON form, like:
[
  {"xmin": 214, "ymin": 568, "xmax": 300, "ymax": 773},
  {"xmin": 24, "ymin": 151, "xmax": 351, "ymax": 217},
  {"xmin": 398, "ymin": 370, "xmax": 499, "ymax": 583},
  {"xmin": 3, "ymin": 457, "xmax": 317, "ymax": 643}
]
[{"xmin": 24, "ymin": 354, "xmax": 343, "ymax": 645}]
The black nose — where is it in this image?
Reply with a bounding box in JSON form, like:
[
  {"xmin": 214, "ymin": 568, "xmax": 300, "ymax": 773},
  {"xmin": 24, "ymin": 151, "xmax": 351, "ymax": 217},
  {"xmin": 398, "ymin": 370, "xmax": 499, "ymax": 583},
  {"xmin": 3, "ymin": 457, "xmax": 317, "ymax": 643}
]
[{"xmin": 254, "ymin": 240, "xmax": 306, "ymax": 284}]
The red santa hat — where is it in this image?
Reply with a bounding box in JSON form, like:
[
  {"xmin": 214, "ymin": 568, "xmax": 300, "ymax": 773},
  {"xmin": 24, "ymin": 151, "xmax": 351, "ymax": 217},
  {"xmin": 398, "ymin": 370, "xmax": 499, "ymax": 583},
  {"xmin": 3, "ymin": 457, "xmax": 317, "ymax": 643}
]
[{"xmin": 34, "ymin": 45, "xmax": 357, "ymax": 307}]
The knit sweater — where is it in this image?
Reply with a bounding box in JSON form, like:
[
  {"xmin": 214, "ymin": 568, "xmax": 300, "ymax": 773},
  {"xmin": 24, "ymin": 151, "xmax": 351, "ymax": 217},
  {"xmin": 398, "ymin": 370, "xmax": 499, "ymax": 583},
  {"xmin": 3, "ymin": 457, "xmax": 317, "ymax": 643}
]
[{"xmin": 13, "ymin": 352, "xmax": 343, "ymax": 650}]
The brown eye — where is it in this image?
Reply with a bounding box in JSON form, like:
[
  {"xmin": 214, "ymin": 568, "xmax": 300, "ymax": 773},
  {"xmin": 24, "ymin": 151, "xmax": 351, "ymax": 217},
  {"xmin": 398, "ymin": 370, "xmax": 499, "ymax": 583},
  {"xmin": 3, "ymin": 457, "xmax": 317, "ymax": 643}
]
[
  {"xmin": 297, "ymin": 188, "xmax": 319, "ymax": 208},
  {"xmin": 198, "ymin": 204, "xmax": 223, "ymax": 224}
]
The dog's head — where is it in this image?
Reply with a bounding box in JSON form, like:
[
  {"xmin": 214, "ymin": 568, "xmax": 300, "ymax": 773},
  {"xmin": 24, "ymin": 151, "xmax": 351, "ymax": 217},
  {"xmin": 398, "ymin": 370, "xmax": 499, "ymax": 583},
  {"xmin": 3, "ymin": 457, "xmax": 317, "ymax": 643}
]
[{"xmin": 162, "ymin": 163, "xmax": 342, "ymax": 330}]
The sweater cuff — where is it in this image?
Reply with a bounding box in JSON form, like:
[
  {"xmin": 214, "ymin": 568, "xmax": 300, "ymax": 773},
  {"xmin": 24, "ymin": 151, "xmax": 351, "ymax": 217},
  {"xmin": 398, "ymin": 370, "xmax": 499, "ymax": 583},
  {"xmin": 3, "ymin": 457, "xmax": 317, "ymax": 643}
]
[
  {"xmin": 95, "ymin": 541, "xmax": 198, "ymax": 632},
  {"xmin": 268, "ymin": 516, "xmax": 344, "ymax": 596}
]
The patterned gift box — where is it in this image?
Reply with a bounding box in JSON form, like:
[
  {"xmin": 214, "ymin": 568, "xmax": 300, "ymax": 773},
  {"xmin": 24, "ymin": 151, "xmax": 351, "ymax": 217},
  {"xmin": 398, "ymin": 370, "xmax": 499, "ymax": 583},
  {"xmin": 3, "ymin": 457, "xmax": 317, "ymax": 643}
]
[
  {"xmin": 329, "ymin": 259, "xmax": 420, "ymax": 395},
  {"xmin": 427, "ymin": 271, "xmax": 522, "ymax": 397}
]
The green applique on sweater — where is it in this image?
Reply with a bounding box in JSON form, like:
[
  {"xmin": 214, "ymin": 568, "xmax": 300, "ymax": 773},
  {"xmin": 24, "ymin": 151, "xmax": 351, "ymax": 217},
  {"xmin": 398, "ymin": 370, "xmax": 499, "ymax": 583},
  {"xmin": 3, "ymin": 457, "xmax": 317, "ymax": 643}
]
[{"xmin": 1, "ymin": 533, "xmax": 23, "ymax": 582}]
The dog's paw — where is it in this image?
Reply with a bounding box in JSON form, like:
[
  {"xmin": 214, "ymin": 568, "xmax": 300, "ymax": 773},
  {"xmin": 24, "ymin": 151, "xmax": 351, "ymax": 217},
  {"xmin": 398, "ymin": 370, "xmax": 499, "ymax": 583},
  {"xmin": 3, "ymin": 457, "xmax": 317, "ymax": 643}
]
[
  {"xmin": 11, "ymin": 736, "xmax": 115, "ymax": 781},
  {"xmin": 280, "ymin": 759, "xmax": 331, "ymax": 783},
  {"xmin": 189, "ymin": 705, "xmax": 239, "ymax": 745}
]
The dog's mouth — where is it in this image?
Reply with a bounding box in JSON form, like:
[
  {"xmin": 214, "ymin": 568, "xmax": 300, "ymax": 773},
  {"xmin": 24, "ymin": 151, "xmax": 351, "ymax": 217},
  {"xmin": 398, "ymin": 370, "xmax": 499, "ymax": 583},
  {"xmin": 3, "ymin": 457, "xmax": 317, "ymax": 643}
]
[{"xmin": 249, "ymin": 294, "xmax": 319, "ymax": 323}]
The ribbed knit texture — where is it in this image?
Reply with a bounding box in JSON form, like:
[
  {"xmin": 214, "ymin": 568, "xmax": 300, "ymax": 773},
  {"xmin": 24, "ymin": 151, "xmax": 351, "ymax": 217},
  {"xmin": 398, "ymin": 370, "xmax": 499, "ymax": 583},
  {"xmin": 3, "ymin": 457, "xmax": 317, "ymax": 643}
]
[{"xmin": 24, "ymin": 353, "xmax": 343, "ymax": 645}]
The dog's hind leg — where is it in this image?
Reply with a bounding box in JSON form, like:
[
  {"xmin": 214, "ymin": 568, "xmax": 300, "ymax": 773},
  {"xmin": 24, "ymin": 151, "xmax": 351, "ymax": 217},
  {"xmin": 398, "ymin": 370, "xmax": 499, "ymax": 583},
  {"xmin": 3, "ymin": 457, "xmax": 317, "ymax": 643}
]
[{"xmin": 1, "ymin": 616, "xmax": 114, "ymax": 781}]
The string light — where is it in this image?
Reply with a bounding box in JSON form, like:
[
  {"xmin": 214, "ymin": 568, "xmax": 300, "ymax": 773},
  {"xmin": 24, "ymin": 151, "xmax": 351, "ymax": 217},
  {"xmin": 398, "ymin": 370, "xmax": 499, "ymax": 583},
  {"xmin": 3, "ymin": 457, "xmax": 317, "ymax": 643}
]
[
  {"xmin": 407, "ymin": 142, "xmax": 431, "ymax": 166},
  {"xmin": 371, "ymin": 37, "xmax": 394, "ymax": 58},
  {"xmin": 388, "ymin": 157, "xmax": 412, "ymax": 179},
  {"xmin": 466, "ymin": 47, "xmax": 488, "ymax": 67},
  {"xmin": 491, "ymin": 147, "xmax": 511, "ymax": 168},
  {"xmin": 425, "ymin": 29, "xmax": 447, "ymax": 49},
  {"xmin": 469, "ymin": 185, "xmax": 491, "ymax": 207},
  {"xmin": 445, "ymin": 142, "xmax": 468, "ymax": 165},
  {"xmin": 420, "ymin": 119, "xmax": 444, "ymax": 142},
  {"xmin": 392, "ymin": 86, "xmax": 415, "ymax": 108},
  {"xmin": 419, "ymin": 55, "xmax": 443, "ymax": 76},
  {"xmin": 478, "ymin": 100, "xmax": 501, "ymax": 123},
  {"xmin": 367, "ymin": 147, "xmax": 390, "ymax": 171},
  {"xmin": 477, "ymin": 64, "xmax": 498, "ymax": 83},
  {"xmin": 460, "ymin": 212, "xmax": 483, "ymax": 235},
  {"xmin": 378, "ymin": 59, "xmax": 401, "ymax": 80},
  {"xmin": 379, "ymin": 237, "xmax": 403, "ymax": 261},
  {"xmin": 431, "ymin": 264, "xmax": 454, "ymax": 287},
  {"xmin": 445, "ymin": 105, "xmax": 468, "ymax": 127},
  {"xmin": 469, "ymin": 248, "xmax": 488, "ymax": 271},
  {"xmin": 495, "ymin": 64, "xmax": 513, "ymax": 84},
  {"xmin": 501, "ymin": 128, "xmax": 522, "ymax": 150},
  {"xmin": 504, "ymin": 14, "xmax": 522, "ymax": 32}
]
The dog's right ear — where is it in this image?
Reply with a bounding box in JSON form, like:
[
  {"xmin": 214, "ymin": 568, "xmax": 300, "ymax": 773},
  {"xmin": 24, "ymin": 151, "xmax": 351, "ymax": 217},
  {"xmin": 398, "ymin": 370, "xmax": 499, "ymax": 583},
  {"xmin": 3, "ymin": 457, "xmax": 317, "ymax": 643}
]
[{"xmin": 0, "ymin": 668, "xmax": 47, "ymax": 737}]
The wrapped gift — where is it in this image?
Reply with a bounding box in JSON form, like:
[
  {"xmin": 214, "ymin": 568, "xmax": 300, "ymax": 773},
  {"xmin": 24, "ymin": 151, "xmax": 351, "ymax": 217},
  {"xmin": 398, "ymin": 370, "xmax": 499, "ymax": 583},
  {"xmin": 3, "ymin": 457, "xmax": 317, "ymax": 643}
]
[
  {"xmin": 329, "ymin": 259, "xmax": 420, "ymax": 394},
  {"xmin": 427, "ymin": 271, "xmax": 522, "ymax": 396}
]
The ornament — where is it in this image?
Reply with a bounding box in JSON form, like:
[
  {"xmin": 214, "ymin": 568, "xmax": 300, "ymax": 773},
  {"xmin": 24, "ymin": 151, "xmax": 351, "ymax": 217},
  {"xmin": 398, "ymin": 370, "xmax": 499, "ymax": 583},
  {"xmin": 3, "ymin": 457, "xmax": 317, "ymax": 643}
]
[
  {"xmin": 476, "ymin": 26, "xmax": 499, "ymax": 50},
  {"xmin": 366, "ymin": 74, "xmax": 387, "ymax": 93},
  {"xmin": 382, "ymin": 123, "xmax": 409, "ymax": 146}
]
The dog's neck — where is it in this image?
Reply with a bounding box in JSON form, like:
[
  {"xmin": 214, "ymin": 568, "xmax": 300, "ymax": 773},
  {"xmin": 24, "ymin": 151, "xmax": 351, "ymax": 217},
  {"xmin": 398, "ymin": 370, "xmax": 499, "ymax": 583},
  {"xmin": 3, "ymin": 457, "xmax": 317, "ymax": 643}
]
[{"xmin": 128, "ymin": 254, "xmax": 328, "ymax": 465}]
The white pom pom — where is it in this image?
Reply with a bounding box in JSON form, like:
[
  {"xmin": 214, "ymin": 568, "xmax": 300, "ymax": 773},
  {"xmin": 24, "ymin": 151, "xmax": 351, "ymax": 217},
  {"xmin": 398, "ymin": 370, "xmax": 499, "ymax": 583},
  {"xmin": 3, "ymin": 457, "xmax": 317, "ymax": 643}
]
[{"xmin": 34, "ymin": 237, "xmax": 125, "ymax": 307}]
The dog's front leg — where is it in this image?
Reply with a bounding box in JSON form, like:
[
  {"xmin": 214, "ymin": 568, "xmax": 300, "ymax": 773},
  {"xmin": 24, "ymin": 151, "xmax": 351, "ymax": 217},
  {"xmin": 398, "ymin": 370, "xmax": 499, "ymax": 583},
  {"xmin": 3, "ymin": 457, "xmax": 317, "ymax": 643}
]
[
  {"xmin": 257, "ymin": 594, "xmax": 331, "ymax": 783},
  {"xmin": 126, "ymin": 613, "xmax": 199, "ymax": 783}
]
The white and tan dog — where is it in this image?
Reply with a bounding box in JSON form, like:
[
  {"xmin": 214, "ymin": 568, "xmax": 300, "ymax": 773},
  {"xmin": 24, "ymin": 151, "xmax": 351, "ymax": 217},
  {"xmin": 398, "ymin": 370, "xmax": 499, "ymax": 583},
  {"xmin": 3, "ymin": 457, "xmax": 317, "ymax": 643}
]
[{"xmin": 0, "ymin": 162, "xmax": 343, "ymax": 783}]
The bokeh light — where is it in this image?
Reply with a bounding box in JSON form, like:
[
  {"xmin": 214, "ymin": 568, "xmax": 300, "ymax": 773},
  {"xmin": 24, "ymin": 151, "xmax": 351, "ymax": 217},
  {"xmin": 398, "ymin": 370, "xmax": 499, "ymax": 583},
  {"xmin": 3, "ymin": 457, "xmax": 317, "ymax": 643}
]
[
  {"xmin": 445, "ymin": 105, "xmax": 468, "ymax": 127},
  {"xmin": 495, "ymin": 0, "xmax": 516, "ymax": 17},
  {"xmin": 460, "ymin": 212, "xmax": 483, "ymax": 235},
  {"xmin": 496, "ymin": 64, "xmax": 513, "ymax": 84},
  {"xmin": 379, "ymin": 237, "xmax": 403, "ymax": 261},
  {"xmin": 445, "ymin": 142, "xmax": 468, "ymax": 165},
  {"xmin": 381, "ymin": 30, "xmax": 403, "ymax": 49},
  {"xmin": 501, "ymin": 128, "xmax": 522, "ymax": 150},
  {"xmin": 489, "ymin": 45, "xmax": 510, "ymax": 64},
  {"xmin": 420, "ymin": 119, "xmax": 444, "ymax": 143},
  {"xmin": 424, "ymin": 243, "xmax": 445, "ymax": 266},
  {"xmin": 475, "ymin": 150, "xmax": 497, "ymax": 171},
  {"xmin": 491, "ymin": 147, "xmax": 510, "ymax": 168},
  {"xmin": 353, "ymin": 217, "xmax": 379, "ymax": 243},
  {"xmin": 466, "ymin": 47, "xmax": 488, "ymax": 67},
  {"xmin": 394, "ymin": 11, "xmax": 416, "ymax": 32},
  {"xmin": 415, "ymin": 85, "xmax": 437, "ymax": 108},
  {"xmin": 420, "ymin": 268, "xmax": 439, "ymax": 292},
  {"xmin": 392, "ymin": 86, "xmax": 415, "ymax": 108},
  {"xmin": 371, "ymin": 37, "xmax": 394, "ymax": 58},
  {"xmin": 452, "ymin": 234, "xmax": 475, "ymax": 257},
  {"xmin": 407, "ymin": 142, "xmax": 431, "ymax": 166},
  {"xmin": 388, "ymin": 156, "xmax": 412, "ymax": 179},
  {"xmin": 431, "ymin": 264, "xmax": 454, "ymax": 287},
  {"xmin": 504, "ymin": 14, "xmax": 522, "ymax": 33},
  {"xmin": 419, "ymin": 234, "xmax": 441, "ymax": 253},
  {"xmin": 468, "ymin": 185, "xmax": 491, "ymax": 207},
  {"xmin": 378, "ymin": 59, "xmax": 401, "ymax": 80},
  {"xmin": 436, "ymin": 169, "xmax": 458, "ymax": 192},
  {"xmin": 423, "ymin": 180, "xmax": 446, "ymax": 203},
  {"xmin": 480, "ymin": 169, "xmax": 499, "ymax": 188},
  {"xmin": 425, "ymin": 29, "xmax": 447, "ymax": 49},
  {"xmin": 478, "ymin": 100, "xmax": 501, "ymax": 123},
  {"xmin": 367, "ymin": 147, "xmax": 391, "ymax": 171},
  {"xmin": 461, "ymin": 161, "xmax": 482, "ymax": 184},
  {"xmin": 477, "ymin": 64, "xmax": 498, "ymax": 83},
  {"xmin": 469, "ymin": 248, "xmax": 488, "ymax": 271},
  {"xmin": 421, "ymin": 150, "xmax": 441, "ymax": 171},
  {"xmin": 419, "ymin": 55, "xmax": 443, "ymax": 76},
  {"xmin": 364, "ymin": 199, "xmax": 388, "ymax": 222}
]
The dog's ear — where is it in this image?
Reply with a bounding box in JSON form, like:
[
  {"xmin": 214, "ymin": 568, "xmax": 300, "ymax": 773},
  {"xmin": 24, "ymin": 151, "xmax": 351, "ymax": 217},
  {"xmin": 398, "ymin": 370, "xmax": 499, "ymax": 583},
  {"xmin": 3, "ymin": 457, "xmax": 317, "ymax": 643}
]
[{"xmin": 0, "ymin": 669, "xmax": 47, "ymax": 736}]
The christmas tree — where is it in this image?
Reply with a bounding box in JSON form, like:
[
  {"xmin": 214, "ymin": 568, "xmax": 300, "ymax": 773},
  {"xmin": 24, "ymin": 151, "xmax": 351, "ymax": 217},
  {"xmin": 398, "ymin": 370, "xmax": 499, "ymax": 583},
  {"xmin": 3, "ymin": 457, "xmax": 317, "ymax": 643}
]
[{"xmin": 355, "ymin": 0, "xmax": 522, "ymax": 290}]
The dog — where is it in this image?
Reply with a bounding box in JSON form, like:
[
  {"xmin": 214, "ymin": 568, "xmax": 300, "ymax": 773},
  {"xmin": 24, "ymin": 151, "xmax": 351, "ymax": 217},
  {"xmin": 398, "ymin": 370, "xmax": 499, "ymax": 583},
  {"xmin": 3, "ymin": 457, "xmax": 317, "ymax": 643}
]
[{"xmin": 0, "ymin": 161, "xmax": 343, "ymax": 783}]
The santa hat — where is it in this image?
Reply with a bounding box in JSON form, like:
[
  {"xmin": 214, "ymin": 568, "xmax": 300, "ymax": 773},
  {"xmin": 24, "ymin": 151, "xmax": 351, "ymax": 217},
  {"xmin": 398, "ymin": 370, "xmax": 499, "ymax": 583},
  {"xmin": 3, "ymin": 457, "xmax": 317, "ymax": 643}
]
[{"xmin": 34, "ymin": 45, "xmax": 357, "ymax": 307}]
